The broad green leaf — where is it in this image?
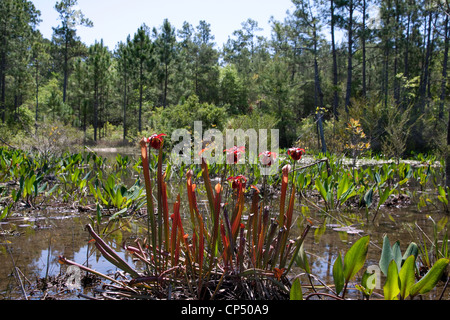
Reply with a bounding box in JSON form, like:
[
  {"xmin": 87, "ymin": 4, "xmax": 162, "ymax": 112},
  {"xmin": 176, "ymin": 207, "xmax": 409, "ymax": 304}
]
[
  {"xmin": 437, "ymin": 216, "xmax": 448, "ymax": 233},
  {"xmin": 337, "ymin": 175, "xmax": 348, "ymax": 200},
  {"xmin": 364, "ymin": 271, "xmax": 377, "ymax": 291},
  {"xmin": 392, "ymin": 241, "xmax": 402, "ymax": 271},
  {"xmin": 377, "ymin": 186, "xmax": 395, "ymax": 210},
  {"xmin": 0, "ymin": 205, "xmax": 9, "ymax": 221},
  {"xmin": 363, "ymin": 187, "xmax": 374, "ymax": 208},
  {"xmin": 438, "ymin": 186, "xmax": 447, "ymax": 201},
  {"xmin": 339, "ymin": 183, "xmax": 357, "ymax": 204},
  {"xmin": 410, "ymin": 258, "xmax": 449, "ymax": 297},
  {"xmin": 315, "ymin": 179, "xmax": 328, "ymax": 204},
  {"xmin": 290, "ymin": 278, "xmax": 303, "ymax": 300},
  {"xmin": 96, "ymin": 202, "xmax": 102, "ymax": 225},
  {"xmin": 384, "ymin": 260, "xmax": 400, "ymax": 300},
  {"xmin": 356, "ymin": 271, "xmax": 376, "ymax": 297},
  {"xmin": 379, "ymin": 235, "xmax": 392, "ymax": 276},
  {"xmin": 398, "ymin": 255, "xmax": 416, "ymax": 299},
  {"xmin": 343, "ymin": 235, "xmax": 370, "ymax": 282},
  {"xmin": 333, "ymin": 252, "xmax": 344, "ymax": 295},
  {"xmin": 294, "ymin": 242, "xmax": 310, "ymax": 273},
  {"xmin": 402, "ymin": 242, "xmax": 419, "ymax": 264}
]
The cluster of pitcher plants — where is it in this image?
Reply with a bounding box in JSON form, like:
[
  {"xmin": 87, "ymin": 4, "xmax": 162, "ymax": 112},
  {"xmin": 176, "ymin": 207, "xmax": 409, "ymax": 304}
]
[
  {"xmin": 58, "ymin": 134, "xmax": 449, "ymax": 300},
  {"xmin": 0, "ymin": 131, "xmax": 449, "ymax": 299}
]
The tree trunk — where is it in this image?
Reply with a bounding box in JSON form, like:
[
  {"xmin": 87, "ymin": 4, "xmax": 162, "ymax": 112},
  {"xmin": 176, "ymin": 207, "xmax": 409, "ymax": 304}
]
[
  {"xmin": 418, "ymin": 10, "xmax": 433, "ymax": 112},
  {"xmin": 345, "ymin": 0, "xmax": 354, "ymax": 114},
  {"xmin": 361, "ymin": 0, "xmax": 367, "ymax": 99},
  {"xmin": 0, "ymin": 33, "xmax": 6, "ymax": 123},
  {"xmin": 331, "ymin": 0, "xmax": 339, "ymax": 120},
  {"xmin": 439, "ymin": 14, "xmax": 449, "ymax": 120},
  {"xmin": 139, "ymin": 62, "xmax": 143, "ymax": 133},
  {"xmin": 94, "ymin": 82, "xmax": 98, "ymax": 142},
  {"xmin": 314, "ymin": 25, "xmax": 327, "ymax": 154},
  {"xmin": 123, "ymin": 68, "xmax": 128, "ymax": 143},
  {"xmin": 393, "ymin": 0, "xmax": 400, "ymax": 105},
  {"xmin": 164, "ymin": 63, "xmax": 169, "ymax": 108},
  {"xmin": 447, "ymin": 106, "xmax": 450, "ymax": 188},
  {"xmin": 63, "ymin": 36, "xmax": 69, "ymax": 103},
  {"xmin": 35, "ymin": 60, "xmax": 39, "ymax": 134}
]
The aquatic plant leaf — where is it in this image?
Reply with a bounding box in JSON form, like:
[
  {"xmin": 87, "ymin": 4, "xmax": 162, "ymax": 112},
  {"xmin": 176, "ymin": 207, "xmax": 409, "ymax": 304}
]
[
  {"xmin": 290, "ymin": 278, "xmax": 303, "ymax": 300},
  {"xmin": 294, "ymin": 242, "xmax": 310, "ymax": 274},
  {"xmin": 333, "ymin": 252, "xmax": 344, "ymax": 295},
  {"xmin": 392, "ymin": 240, "xmax": 402, "ymax": 271},
  {"xmin": 402, "ymin": 242, "xmax": 419, "ymax": 265},
  {"xmin": 410, "ymin": 258, "xmax": 449, "ymax": 297},
  {"xmin": 356, "ymin": 271, "xmax": 376, "ymax": 297},
  {"xmin": 379, "ymin": 235, "xmax": 392, "ymax": 276},
  {"xmin": 343, "ymin": 235, "xmax": 370, "ymax": 282},
  {"xmin": 363, "ymin": 187, "xmax": 374, "ymax": 209},
  {"xmin": 336, "ymin": 174, "xmax": 348, "ymax": 201},
  {"xmin": 384, "ymin": 260, "xmax": 400, "ymax": 300},
  {"xmin": 398, "ymin": 255, "xmax": 416, "ymax": 299},
  {"xmin": 377, "ymin": 186, "xmax": 396, "ymax": 210},
  {"xmin": 315, "ymin": 178, "xmax": 328, "ymax": 208}
]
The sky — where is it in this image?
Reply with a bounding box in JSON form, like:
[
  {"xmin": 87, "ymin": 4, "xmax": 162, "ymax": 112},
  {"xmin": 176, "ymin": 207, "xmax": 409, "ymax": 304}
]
[{"xmin": 31, "ymin": 0, "xmax": 296, "ymax": 50}]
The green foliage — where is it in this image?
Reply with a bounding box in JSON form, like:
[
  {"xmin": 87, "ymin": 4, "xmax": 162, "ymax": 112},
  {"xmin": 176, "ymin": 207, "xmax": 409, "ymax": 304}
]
[
  {"xmin": 409, "ymin": 258, "xmax": 449, "ymax": 297},
  {"xmin": 290, "ymin": 278, "xmax": 303, "ymax": 300},
  {"xmin": 150, "ymin": 94, "xmax": 227, "ymax": 145},
  {"xmin": 313, "ymin": 161, "xmax": 358, "ymax": 211},
  {"xmin": 332, "ymin": 236, "xmax": 370, "ymax": 298},
  {"xmin": 379, "ymin": 235, "xmax": 419, "ymax": 277},
  {"xmin": 378, "ymin": 235, "xmax": 449, "ymax": 300}
]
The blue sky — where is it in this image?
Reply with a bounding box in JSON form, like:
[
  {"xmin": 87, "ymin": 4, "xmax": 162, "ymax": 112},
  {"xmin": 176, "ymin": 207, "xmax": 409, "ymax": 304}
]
[{"xmin": 32, "ymin": 0, "xmax": 296, "ymax": 50}]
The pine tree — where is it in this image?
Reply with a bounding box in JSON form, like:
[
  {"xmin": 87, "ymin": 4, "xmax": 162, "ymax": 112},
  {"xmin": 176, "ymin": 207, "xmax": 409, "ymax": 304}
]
[
  {"xmin": 130, "ymin": 25, "xmax": 152, "ymax": 133},
  {"xmin": 86, "ymin": 40, "xmax": 111, "ymax": 141},
  {"xmin": 153, "ymin": 19, "xmax": 176, "ymax": 108},
  {"xmin": 52, "ymin": 0, "xmax": 92, "ymax": 104}
]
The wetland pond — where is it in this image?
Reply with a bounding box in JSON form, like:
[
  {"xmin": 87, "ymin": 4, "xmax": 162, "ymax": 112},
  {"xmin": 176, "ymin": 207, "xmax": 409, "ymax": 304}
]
[{"xmin": 0, "ymin": 148, "xmax": 448, "ymax": 300}]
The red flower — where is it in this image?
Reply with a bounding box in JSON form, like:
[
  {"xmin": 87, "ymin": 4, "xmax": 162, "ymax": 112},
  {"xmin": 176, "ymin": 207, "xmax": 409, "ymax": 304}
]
[
  {"xmin": 224, "ymin": 146, "xmax": 245, "ymax": 164},
  {"xmin": 227, "ymin": 175, "xmax": 247, "ymax": 189},
  {"xmin": 147, "ymin": 133, "xmax": 167, "ymax": 149},
  {"xmin": 287, "ymin": 147, "xmax": 306, "ymax": 161},
  {"xmin": 259, "ymin": 151, "xmax": 277, "ymax": 166}
]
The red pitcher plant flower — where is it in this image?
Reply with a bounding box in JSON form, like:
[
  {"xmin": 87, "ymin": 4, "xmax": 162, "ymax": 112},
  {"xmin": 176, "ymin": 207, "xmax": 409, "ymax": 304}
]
[
  {"xmin": 259, "ymin": 151, "xmax": 277, "ymax": 166},
  {"xmin": 224, "ymin": 146, "xmax": 245, "ymax": 164},
  {"xmin": 287, "ymin": 147, "xmax": 306, "ymax": 161},
  {"xmin": 227, "ymin": 175, "xmax": 247, "ymax": 189},
  {"xmin": 147, "ymin": 133, "xmax": 167, "ymax": 150}
]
